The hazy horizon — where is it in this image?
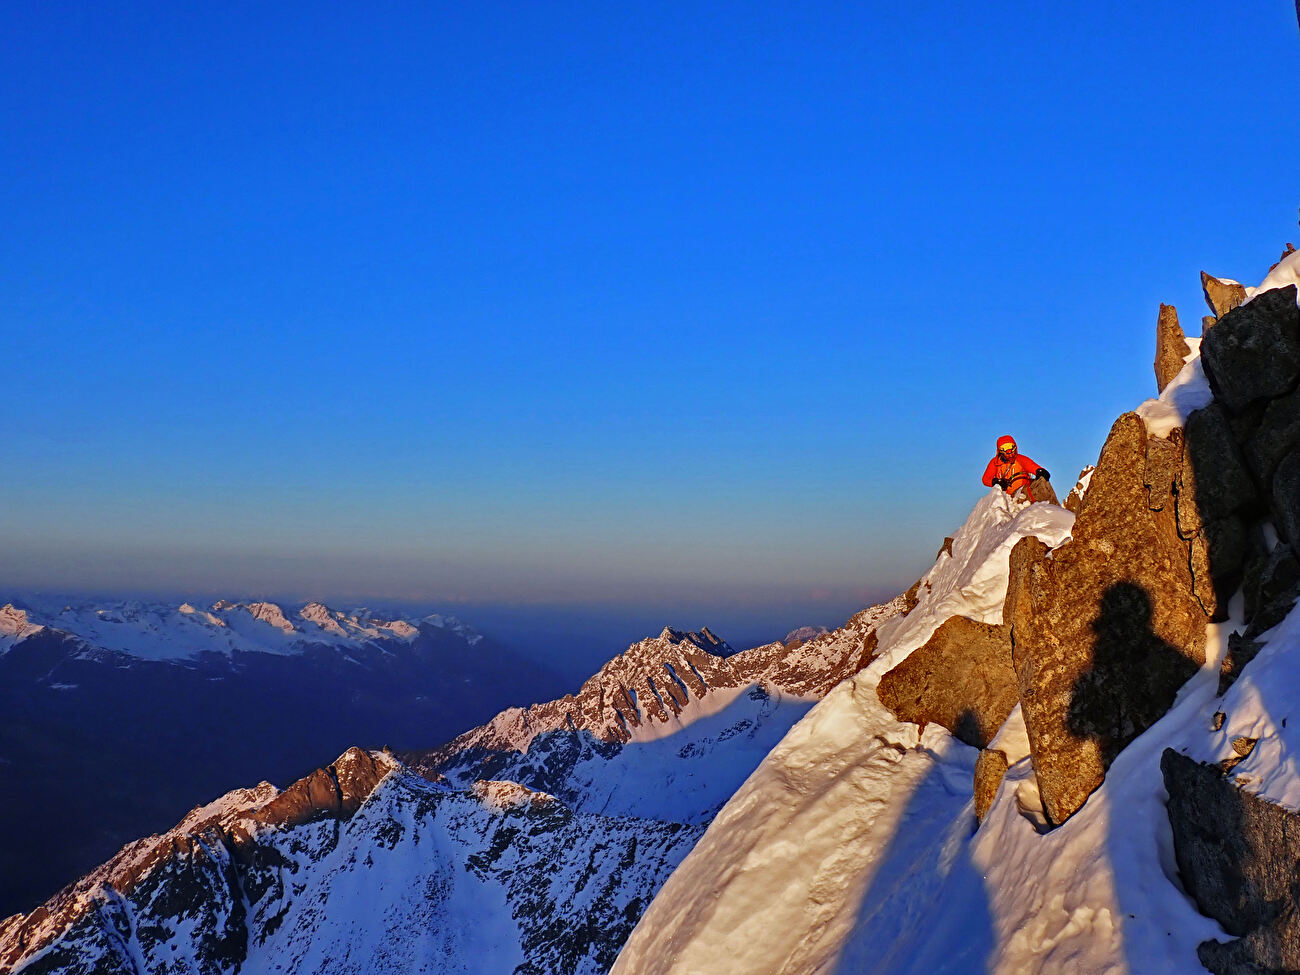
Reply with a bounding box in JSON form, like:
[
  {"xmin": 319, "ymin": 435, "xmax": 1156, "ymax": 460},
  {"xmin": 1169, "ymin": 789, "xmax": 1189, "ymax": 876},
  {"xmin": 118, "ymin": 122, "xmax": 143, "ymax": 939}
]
[{"xmin": 5, "ymin": 1, "xmax": 1299, "ymax": 635}]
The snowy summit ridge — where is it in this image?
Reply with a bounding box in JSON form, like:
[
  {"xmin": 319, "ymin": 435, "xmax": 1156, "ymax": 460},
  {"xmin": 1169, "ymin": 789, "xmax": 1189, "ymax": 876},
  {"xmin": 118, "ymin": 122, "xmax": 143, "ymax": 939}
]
[{"xmin": 0, "ymin": 597, "xmax": 477, "ymax": 661}]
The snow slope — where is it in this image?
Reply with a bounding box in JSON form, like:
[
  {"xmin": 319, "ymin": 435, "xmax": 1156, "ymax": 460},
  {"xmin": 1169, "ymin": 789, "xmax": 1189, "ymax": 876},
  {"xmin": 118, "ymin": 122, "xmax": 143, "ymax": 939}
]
[{"xmin": 612, "ymin": 490, "xmax": 1075, "ymax": 975}]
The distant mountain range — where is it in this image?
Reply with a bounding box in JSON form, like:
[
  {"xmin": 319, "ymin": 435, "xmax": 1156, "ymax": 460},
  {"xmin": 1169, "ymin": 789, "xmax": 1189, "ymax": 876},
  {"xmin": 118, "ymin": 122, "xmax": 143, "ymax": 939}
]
[
  {"xmin": 0, "ymin": 597, "xmax": 565, "ymax": 920},
  {"xmin": 0, "ymin": 601, "xmax": 906, "ymax": 973}
]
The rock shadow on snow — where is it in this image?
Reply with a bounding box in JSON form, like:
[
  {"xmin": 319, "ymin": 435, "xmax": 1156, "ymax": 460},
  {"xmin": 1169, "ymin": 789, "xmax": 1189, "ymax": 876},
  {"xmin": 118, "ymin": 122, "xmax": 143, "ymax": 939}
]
[{"xmin": 833, "ymin": 737, "xmax": 995, "ymax": 975}]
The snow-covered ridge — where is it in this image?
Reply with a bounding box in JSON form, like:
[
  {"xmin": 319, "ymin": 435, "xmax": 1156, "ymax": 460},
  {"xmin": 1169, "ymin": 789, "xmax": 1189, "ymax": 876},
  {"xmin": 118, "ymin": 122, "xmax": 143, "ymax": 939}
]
[
  {"xmin": 614, "ymin": 251, "xmax": 1300, "ymax": 975},
  {"xmin": 419, "ymin": 604, "xmax": 905, "ymax": 766},
  {"xmin": 0, "ymin": 597, "xmax": 479, "ymax": 661}
]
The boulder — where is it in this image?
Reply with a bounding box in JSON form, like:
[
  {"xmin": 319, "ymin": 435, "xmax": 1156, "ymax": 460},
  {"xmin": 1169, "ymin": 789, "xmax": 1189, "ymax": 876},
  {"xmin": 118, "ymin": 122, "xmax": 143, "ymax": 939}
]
[
  {"xmin": 1162, "ymin": 748, "xmax": 1300, "ymax": 974},
  {"xmin": 1176, "ymin": 404, "xmax": 1257, "ymax": 538},
  {"xmin": 1202, "ymin": 315, "xmax": 1217, "ymax": 335},
  {"xmin": 1189, "ymin": 514, "xmax": 1247, "ymax": 621},
  {"xmin": 1155, "ymin": 303, "xmax": 1190, "ymax": 393},
  {"xmin": 1008, "ymin": 413, "xmax": 1205, "ymax": 824},
  {"xmin": 1242, "ymin": 541, "xmax": 1300, "ymax": 639},
  {"xmin": 974, "ymin": 749, "xmax": 1010, "ymax": 824},
  {"xmin": 876, "ymin": 615, "xmax": 1018, "ymax": 748},
  {"xmin": 1271, "ymin": 449, "xmax": 1300, "ymax": 551},
  {"xmin": 1243, "ymin": 385, "xmax": 1300, "ymax": 484},
  {"xmin": 1201, "ymin": 285, "xmax": 1300, "ymax": 414},
  {"xmin": 1200, "ymin": 271, "xmax": 1248, "ymax": 319},
  {"xmin": 1211, "ymin": 629, "xmax": 1263, "ymax": 691}
]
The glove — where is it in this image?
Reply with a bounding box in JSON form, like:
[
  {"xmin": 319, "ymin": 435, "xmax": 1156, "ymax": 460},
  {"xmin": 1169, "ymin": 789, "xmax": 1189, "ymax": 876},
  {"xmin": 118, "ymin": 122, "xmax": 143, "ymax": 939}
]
[
  {"xmin": 1036, "ymin": 468, "xmax": 1050, "ymax": 481},
  {"xmin": 992, "ymin": 478, "xmax": 1007, "ymax": 489}
]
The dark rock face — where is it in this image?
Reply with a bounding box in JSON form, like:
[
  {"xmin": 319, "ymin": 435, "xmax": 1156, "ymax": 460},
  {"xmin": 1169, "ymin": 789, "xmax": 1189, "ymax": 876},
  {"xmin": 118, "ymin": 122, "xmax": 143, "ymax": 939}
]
[
  {"xmin": 1156, "ymin": 303, "xmax": 1191, "ymax": 393},
  {"xmin": 876, "ymin": 615, "xmax": 1018, "ymax": 748},
  {"xmin": 1161, "ymin": 749, "xmax": 1300, "ymax": 974},
  {"xmin": 1272, "ymin": 450, "xmax": 1300, "ymax": 551},
  {"xmin": 1179, "ymin": 404, "xmax": 1257, "ymax": 535},
  {"xmin": 1201, "ymin": 271, "xmax": 1249, "ymax": 320},
  {"xmin": 1008, "ymin": 413, "xmax": 1206, "ymax": 825},
  {"xmin": 1242, "ymin": 541, "xmax": 1300, "ymax": 640},
  {"xmin": 1201, "ymin": 285, "xmax": 1300, "ymax": 414},
  {"xmin": 1243, "ymin": 386, "xmax": 1300, "ymax": 485}
]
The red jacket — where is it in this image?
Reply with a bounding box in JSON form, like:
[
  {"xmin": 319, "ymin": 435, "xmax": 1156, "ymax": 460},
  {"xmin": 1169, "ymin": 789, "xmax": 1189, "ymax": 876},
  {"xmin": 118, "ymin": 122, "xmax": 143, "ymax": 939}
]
[{"xmin": 982, "ymin": 437, "xmax": 1043, "ymax": 497}]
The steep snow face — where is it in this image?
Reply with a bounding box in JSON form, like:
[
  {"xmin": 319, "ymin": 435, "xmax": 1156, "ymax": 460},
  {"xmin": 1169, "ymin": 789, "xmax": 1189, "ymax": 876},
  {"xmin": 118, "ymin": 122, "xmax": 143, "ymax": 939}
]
[
  {"xmin": 7, "ymin": 598, "xmax": 454, "ymax": 661},
  {"xmin": 612, "ymin": 490, "xmax": 1077, "ymax": 975}
]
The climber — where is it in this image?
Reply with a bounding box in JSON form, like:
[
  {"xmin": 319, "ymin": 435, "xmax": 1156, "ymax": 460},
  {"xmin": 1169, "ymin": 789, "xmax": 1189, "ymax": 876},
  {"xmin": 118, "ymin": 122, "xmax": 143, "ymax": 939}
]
[{"xmin": 981, "ymin": 436, "xmax": 1051, "ymax": 502}]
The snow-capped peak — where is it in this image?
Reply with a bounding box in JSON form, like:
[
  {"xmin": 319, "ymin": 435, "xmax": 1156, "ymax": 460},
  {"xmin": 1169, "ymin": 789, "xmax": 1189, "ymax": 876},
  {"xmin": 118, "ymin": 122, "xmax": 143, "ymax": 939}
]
[{"xmin": 0, "ymin": 604, "xmax": 42, "ymax": 652}]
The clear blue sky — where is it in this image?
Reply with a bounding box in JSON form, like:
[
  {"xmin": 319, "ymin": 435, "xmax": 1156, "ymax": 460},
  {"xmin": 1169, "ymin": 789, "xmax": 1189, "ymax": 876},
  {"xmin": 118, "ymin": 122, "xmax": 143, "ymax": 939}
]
[{"xmin": 3, "ymin": 2, "xmax": 1298, "ymax": 655}]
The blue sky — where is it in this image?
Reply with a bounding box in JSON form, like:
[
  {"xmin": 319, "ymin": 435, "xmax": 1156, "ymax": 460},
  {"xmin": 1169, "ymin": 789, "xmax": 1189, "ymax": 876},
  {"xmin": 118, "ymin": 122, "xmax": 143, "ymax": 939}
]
[{"xmin": 3, "ymin": 2, "xmax": 1298, "ymax": 659}]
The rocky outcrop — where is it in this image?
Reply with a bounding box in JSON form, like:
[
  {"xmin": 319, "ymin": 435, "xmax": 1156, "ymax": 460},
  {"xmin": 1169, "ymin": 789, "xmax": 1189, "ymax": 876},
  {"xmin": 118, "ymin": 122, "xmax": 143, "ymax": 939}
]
[
  {"xmin": 876, "ymin": 615, "xmax": 1017, "ymax": 749},
  {"xmin": 1201, "ymin": 271, "xmax": 1248, "ymax": 320},
  {"xmin": 1155, "ymin": 303, "xmax": 1191, "ymax": 392},
  {"xmin": 1201, "ymin": 285, "xmax": 1300, "ymax": 413},
  {"xmin": 249, "ymin": 746, "xmax": 389, "ymax": 831},
  {"xmin": 1064, "ymin": 466, "xmax": 1095, "ymax": 514},
  {"xmin": 974, "ymin": 748, "xmax": 1010, "ymax": 824},
  {"xmin": 1008, "ymin": 413, "xmax": 1206, "ymax": 824},
  {"xmin": 1162, "ymin": 749, "xmax": 1300, "ymax": 975}
]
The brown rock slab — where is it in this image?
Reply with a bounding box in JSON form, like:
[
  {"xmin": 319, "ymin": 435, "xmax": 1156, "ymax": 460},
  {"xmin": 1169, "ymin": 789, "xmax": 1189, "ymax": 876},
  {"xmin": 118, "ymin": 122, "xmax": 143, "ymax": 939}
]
[
  {"xmin": 1021, "ymin": 474, "xmax": 1059, "ymax": 506},
  {"xmin": 1201, "ymin": 271, "xmax": 1248, "ymax": 319},
  {"xmin": 876, "ymin": 614, "xmax": 1018, "ymax": 748},
  {"xmin": 1155, "ymin": 303, "xmax": 1191, "ymax": 393},
  {"xmin": 974, "ymin": 748, "xmax": 1010, "ymax": 824},
  {"xmin": 1008, "ymin": 413, "xmax": 1205, "ymax": 825},
  {"xmin": 1144, "ymin": 431, "xmax": 1183, "ymax": 512}
]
